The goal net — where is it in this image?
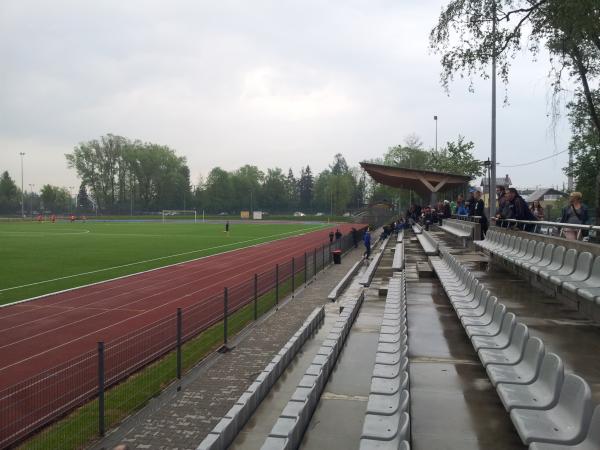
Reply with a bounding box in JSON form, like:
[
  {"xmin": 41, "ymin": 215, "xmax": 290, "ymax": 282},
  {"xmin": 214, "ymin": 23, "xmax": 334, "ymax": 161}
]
[{"xmin": 161, "ymin": 210, "xmax": 197, "ymax": 223}]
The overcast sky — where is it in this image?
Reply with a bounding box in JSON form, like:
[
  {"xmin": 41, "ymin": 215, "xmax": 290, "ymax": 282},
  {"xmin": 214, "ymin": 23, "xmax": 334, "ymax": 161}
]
[{"xmin": 0, "ymin": 0, "xmax": 573, "ymax": 194}]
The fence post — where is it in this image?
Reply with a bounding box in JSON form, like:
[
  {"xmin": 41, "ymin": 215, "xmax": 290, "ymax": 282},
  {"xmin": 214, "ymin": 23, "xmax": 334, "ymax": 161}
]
[
  {"xmin": 313, "ymin": 248, "xmax": 317, "ymax": 279},
  {"xmin": 291, "ymin": 257, "xmax": 295, "ymax": 298},
  {"xmin": 275, "ymin": 263, "xmax": 279, "ymax": 305},
  {"xmin": 304, "ymin": 252, "xmax": 307, "ymax": 286},
  {"xmin": 176, "ymin": 308, "xmax": 182, "ymax": 390},
  {"xmin": 254, "ymin": 273, "xmax": 258, "ymax": 320},
  {"xmin": 322, "ymin": 244, "xmax": 325, "ymax": 270},
  {"xmin": 223, "ymin": 287, "xmax": 228, "ymax": 346},
  {"xmin": 97, "ymin": 341, "xmax": 105, "ymax": 437}
]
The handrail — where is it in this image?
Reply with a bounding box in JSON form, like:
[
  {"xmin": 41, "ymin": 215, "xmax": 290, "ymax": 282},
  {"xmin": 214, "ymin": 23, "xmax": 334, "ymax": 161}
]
[{"xmin": 491, "ymin": 217, "xmax": 600, "ymax": 241}]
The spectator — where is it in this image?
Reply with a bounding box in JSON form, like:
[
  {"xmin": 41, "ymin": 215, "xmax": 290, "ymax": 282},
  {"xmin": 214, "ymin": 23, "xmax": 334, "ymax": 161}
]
[
  {"xmin": 456, "ymin": 195, "xmax": 468, "ymax": 216},
  {"xmin": 329, "ymin": 230, "xmax": 335, "ymax": 243},
  {"xmin": 443, "ymin": 200, "xmax": 452, "ymax": 219},
  {"xmin": 422, "ymin": 206, "xmax": 434, "ymax": 231},
  {"xmin": 473, "ymin": 189, "xmax": 488, "ymax": 238},
  {"xmin": 506, "ymin": 188, "xmax": 537, "ymax": 231},
  {"xmin": 450, "ymin": 198, "xmax": 457, "ymax": 215},
  {"xmin": 335, "ymin": 228, "xmax": 342, "ymax": 240},
  {"xmin": 466, "ymin": 188, "xmax": 477, "ymax": 216},
  {"xmin": 363, "ymin": 228, "xmax": 372, "ymax": 259},
  {"xmin": 560, "ymin": 192, "xmax": 589, "ymax": 240},
  {"xmin": 530, "ymin": 200, "xmax": 545, "ymax": 221},
  {"xmin": 351, "ymin": 227, "xmax": 358, "ymax": 248},
  {"xmin": 495, "ymin": 185, "xmax": 510, "ymax": 224}
]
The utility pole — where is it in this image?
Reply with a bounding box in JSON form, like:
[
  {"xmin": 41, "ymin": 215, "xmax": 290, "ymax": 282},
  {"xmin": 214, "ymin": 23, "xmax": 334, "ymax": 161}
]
[
  {"xmin": 489, "ymin": 1, "xmax": 498, "ymax": 218},
  {"xmin": 19, "ymin": 152, "xmax": 25, "ymax": 218}
]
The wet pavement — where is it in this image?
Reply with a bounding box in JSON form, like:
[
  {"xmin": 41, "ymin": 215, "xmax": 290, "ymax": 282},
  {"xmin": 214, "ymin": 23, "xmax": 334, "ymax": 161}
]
[
  {"xmin": 404, "ymin": 235, "xmax": 526, "ymax": 450},
  {"xmin": 431, "ymin": 229, "xmax": 600, "ymax": 405}
]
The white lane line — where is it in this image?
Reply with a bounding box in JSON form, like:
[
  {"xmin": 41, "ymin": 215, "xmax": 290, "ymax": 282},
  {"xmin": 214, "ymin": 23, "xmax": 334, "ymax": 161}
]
[{"xmin": 0, "ymin": 225, "xmax": 326, "ymax": 305}]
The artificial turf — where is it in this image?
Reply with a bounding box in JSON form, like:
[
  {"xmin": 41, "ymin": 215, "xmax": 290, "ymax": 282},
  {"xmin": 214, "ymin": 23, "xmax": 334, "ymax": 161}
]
[{"xmin": 0, "ymin": 220, "xmax": 326, "ymax": 305}]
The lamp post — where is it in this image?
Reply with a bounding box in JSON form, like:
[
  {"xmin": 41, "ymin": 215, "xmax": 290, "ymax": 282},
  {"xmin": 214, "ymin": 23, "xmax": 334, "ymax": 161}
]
[
  {"xmin": 19, "ymin": 152, "xmax": 25, "ymax": 218},
  {"xmin": 489, "ymin": 1, "xmax": 498, "ymax": 218},
  {"xmin": 433, "ymin": 115, "xmax": 438, "ymax": 153},
  {"xmin": 28, "ymin": 183, "xmax": 35, "ymax": 217}
]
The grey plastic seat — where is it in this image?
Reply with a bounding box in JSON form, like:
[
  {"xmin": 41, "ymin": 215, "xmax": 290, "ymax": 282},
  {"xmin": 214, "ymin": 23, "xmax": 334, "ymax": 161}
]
[
  {"xmin": 510, "ymin": 373, "xmax": 593, "ymax": 445},
  {"xmin": 529, "ymin": 405, "xmax": 600, "ymax": 450},
  {"xmin": 361, "ymin": 411, "xmax": 410, "ymax": 443},
  {"xmin": 465, "ymin": 307, "xmax": 509, "ymax": 339},
  {"xmin": 461, "ymin": 301, "xmax": 503, "ymax": 328},
  {"xmin": 508, "ymin": 239, "xmax": 531, "ymax": 262},
  {"xmin": 513, "ymin": 240, "xmax": 537, "ymax": 266},
  {"xmin": 578, "ymin": 286, "xmax": 600, "ymax": 304},
  {"xmin": 497, "ymin": 236, "xmax": 521, "ymax": 258},
  {"xmin": 549, "ymin": 251, "xmax": 593, "ymax": 287},
  {"xmin": 496, "ymin": 353, "xmax": 564, "ymax": 411},
  {"xmin": 478, "ymin": 323, "xmax": 529, "ymax": 366},
  {"xmin": 493, "ymin": 235, "xmax": 516, "ymax": 256},
  {"xmin": 452, "ymin": 284, "xmax": 485, "ymax": 308},
  {"xmin": 489, "ymin": 233, "xmax": 509, "ymax": 252},
  {"xmin": 470, "ymin": 312, "xmax": 516, "ymax": 350},
  {"xmin": 538, "ymin": 248, "xmax": 577, "ymax": 280},
  {"xmin": 528, "ymin": 244, "xmax": 558, "ymax": 273},
  {"xmin": 486, "ymin": 337, "xmax": 544, "ymax": 387},
  {"xmin": 563, "ymin": 256, "xmax": 600, "ymax": 294},
  {"xmin": 456, "ymin": 290, "xmax": 492, "ymax": 317},
  {"xmin": 517, "ymin": 241, "xmax": 545, "ymax": 268}
]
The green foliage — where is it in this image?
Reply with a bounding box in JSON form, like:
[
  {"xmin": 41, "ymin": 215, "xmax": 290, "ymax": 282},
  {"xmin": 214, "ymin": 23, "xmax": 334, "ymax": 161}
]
[
  {"xmin": 40, "ymin": 185, "xmax": 71, "ymax": 213},
  {"xmin": 0, "ymin": 170, "xmax": 19, "ymax": 214},
  {"xmin": 66, "ymin": 134, "xmax": 190, "ymax": 212}
]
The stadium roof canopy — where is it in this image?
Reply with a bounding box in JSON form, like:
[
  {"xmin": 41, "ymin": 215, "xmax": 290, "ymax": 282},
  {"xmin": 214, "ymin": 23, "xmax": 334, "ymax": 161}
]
[{"xmin": 360, "ymin": 162, "xmax": 471, "ymax": 200}]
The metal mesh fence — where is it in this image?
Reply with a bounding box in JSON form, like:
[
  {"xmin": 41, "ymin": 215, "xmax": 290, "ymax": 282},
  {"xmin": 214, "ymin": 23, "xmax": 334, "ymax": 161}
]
[{"xmin": 1, "ymin": 227, "xmax": 365, "ymax": 449}]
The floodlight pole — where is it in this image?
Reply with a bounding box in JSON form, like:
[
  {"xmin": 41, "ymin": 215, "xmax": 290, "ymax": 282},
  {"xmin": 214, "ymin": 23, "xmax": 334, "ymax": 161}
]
[
  {"xmin": 434, "ymin": 115, "xmax": 438, "ymax": 153},
  {"xmin": 490, "ymin": 1, "xmax": 498, "ymax": 219},
  {"xmin": 19, "ymin": 152, "xmax": 25, "ymax": 218}
]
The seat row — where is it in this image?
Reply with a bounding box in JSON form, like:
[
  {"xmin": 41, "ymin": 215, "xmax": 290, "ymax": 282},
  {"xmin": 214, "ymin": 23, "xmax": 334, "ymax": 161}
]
[
  {"xmin": 475, "ymin": 229, "xmax": 600, "ymax": 305},
  {"xmin": 430, "ymin": 249, "xmax": 599, "ymax": 448},
  {"xmin": 392, "ymin": 243, "xmax": 404, "ymax": 271},
  {"xmin": 261, "ymin": 292, "xmax": 365, "ymax": 450},
  {"xmin": 397, "ymin": 229, "xmax": 404, "ymax": 243},
  {"xmin": 198, "ymin": 307, "xmax": 326, "ymax": 450},
  {"xmin": 360, "ymin": 237, "xmax": 389, "ymax": 287},
  {"xmin": 438, "ymin": 218, "xmax": 474, "ymax": 247},
  {"xmin": 416, "ymin": 230, "xmax": 438, "ymax": 256},
  {"xmin": 412, "ymin": 224, "xmax": 422, "ymax": 235},
  {"xmin": 360, "ymin": 273, "xmax": 410, "ymax": 450}
]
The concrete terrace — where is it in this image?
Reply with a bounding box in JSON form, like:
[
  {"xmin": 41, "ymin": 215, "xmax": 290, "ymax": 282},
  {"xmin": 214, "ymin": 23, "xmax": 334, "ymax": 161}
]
[{"xmin": 91, "ymin": 225, "xmax": 600, "ymax": 450}]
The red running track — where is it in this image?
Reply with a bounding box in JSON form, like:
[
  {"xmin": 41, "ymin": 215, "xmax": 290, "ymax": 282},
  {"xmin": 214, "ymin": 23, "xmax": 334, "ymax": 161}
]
[{"xmin": 0, "ymin": 224, "xmax": 362, "ymax": 447}]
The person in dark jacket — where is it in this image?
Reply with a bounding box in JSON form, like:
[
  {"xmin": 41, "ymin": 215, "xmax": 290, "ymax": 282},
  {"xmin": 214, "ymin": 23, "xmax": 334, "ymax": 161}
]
[
  {"xmin": 351, "ymin": 227, "xmax": 358, "ymax": 248},
  {"xmin": 363, "ymin": 229, "xmax": 371, "ymax": 259},
  {"xmin": 329, "ymin": 230, "xmax": 335, "ymax": 243},
  {"xmin": 506, "ymin": 188, "xmax": 537, "ymax": 231},
  {"xmin": 473, "ymin": 189, "xmax": 488, "ymax": 238}
]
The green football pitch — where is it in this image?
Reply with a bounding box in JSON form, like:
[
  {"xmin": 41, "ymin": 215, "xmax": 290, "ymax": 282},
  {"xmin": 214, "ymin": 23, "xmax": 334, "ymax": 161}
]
[{"xmin": 0, "ymin": 220, "xmax": 327, "ymax": 306}]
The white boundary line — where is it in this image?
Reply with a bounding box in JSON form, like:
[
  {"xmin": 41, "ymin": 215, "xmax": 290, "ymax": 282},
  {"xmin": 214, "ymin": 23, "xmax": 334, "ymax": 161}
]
[{"xmin": 0, "ymin": 225, "xmax": 327, "ymax": 309}]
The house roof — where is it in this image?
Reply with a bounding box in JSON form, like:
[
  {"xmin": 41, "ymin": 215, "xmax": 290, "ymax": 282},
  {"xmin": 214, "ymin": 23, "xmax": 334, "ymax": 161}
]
[
  {"xmin": 524, "ymin": 188, "xmax": 567, "ymax": 203},
  {"xmin": 481, "ymin": 174, "xmax": 512, "ymax": 187}
]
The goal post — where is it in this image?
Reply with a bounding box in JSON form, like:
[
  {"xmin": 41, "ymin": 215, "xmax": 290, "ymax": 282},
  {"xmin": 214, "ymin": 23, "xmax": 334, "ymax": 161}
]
[{"xmin": 161, "ymin": 210, "xmax": 197, "ymax": 223}]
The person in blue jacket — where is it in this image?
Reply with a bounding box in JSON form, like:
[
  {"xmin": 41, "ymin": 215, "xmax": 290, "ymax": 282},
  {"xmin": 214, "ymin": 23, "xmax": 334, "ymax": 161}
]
[{"xmin": 363, "ymin": 229, "xmax": 371, "ymax": 259}]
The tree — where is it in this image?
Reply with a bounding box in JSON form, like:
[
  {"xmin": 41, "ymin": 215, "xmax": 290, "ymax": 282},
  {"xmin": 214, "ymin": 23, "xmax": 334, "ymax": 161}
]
[
  {"xmin": 286, "ymin": 168, "xmax": 298, "ymax": 210},
  {"xmin": 66, "ymin": 135, "xmax": 191, "ymax": 212},
  {"xmin": 430, "ymin": 0, "xmax": 600, "ymax": 219},
  {"xmin": 431, "ymin": 136, "xmax": 484, "ymax": 178},
  {"xmin": 330, "ymin": 153, "xmax": 350, "ymax": 175},
  {"xmin": 564, "ymin": 89, "xmax": 600, "ymax": 205},
  {"xmin": 262, "ymin": 168, "xmax": 288, "ymax": 212},
  {"xmin": 77, "ymin": 183, "xmax": 91, "ymax": 210},
  {"xmin": 298, "ymin": 166, "xmax": 314, "ymax": 211},
  {"xmin": 0, "ymin": 171, "xmax": 19, "ymax": 214},
  {"xmin": 40, "ymin": 185, "xmax": 71, "ymax": 213}
]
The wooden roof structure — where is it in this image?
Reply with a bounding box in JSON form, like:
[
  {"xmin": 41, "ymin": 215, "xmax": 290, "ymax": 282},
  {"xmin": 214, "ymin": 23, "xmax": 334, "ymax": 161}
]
[{"xmin": 360, "ymin": 162, "xmax": 471, "ymax": 199}]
